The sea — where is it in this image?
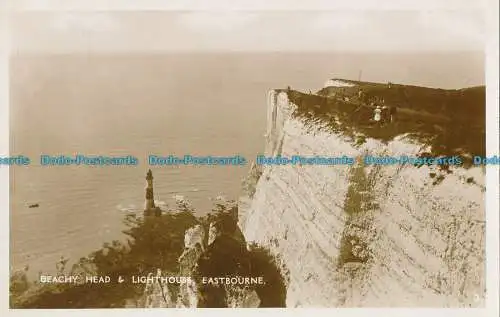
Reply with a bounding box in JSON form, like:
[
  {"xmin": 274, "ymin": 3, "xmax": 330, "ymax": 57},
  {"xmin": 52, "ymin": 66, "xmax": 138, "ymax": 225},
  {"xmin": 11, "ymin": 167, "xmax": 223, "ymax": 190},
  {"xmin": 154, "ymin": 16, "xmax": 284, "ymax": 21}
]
[{"xmin": 9, "ymin": 52, "xmax": 484, "ymax": 277}]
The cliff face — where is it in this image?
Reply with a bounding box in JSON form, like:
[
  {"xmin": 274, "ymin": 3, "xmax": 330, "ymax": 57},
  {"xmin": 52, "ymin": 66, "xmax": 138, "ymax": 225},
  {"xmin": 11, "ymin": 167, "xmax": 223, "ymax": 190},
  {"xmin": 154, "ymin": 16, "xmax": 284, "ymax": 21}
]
[{"xmin": 239, "ymin": 88, "xmax": 486, "ymax": 307}]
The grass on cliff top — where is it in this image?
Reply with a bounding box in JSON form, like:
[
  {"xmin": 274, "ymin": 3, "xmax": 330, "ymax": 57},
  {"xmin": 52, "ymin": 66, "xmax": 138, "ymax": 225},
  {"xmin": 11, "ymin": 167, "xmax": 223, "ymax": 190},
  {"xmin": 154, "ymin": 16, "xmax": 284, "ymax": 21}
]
[{"xmin": 279, "ymin": 81, "xmax": 485, "ymax": 163}]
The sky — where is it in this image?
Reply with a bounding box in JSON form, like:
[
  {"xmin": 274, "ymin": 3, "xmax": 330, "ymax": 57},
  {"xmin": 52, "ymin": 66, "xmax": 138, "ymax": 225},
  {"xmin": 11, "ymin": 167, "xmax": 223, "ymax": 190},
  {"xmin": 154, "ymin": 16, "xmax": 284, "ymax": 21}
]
[{"xmin": 10, "ymin": 10, "xmax": 486, "ymax": 53}]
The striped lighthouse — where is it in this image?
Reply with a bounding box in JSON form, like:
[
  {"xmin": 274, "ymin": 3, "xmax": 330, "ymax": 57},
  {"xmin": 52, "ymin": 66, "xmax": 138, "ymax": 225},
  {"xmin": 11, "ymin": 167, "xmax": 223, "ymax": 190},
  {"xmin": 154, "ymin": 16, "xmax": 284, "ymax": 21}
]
[{"xmin": 144, "ymin": 169, "xmax": 161, "ymax": 216}]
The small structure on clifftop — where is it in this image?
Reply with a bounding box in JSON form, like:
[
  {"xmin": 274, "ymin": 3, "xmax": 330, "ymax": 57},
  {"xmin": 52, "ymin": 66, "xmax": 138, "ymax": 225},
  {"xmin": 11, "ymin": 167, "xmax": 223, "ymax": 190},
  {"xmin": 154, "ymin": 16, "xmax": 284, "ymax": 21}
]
[{"xmin": 144, "ymin": 169, "xmax": 162, "ymax": 217}]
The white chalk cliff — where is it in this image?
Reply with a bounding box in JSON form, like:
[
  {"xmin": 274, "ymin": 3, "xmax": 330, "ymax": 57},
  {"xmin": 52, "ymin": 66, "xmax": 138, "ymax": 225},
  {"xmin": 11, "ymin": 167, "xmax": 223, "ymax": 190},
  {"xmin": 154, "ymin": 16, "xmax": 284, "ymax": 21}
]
[{"xmin": 239, "ymin": 90, "xmax": 486, "ymax": 307}]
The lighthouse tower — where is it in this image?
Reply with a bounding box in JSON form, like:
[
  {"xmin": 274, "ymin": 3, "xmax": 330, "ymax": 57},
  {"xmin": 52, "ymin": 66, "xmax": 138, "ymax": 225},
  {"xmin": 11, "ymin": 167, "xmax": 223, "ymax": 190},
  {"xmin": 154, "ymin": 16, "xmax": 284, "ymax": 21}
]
[{"xmin": 144, "ymin": 169, "xmax": 161, "ymax": 216}]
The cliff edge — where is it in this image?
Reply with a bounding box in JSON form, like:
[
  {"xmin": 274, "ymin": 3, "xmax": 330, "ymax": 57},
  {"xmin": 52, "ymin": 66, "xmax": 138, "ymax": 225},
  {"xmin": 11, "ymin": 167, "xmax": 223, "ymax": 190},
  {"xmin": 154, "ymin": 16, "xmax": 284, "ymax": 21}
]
[{"xmin": 239, "ymin": 82, "xmax": 486, "ymax": 307}]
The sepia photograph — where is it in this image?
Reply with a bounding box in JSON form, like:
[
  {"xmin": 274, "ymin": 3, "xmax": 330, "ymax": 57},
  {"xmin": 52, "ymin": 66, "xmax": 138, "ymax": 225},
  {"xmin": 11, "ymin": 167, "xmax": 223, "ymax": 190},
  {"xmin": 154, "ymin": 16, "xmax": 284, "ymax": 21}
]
[{"xmin": 6, "ymin": 8, "xmax": 491, "ymax": 309}]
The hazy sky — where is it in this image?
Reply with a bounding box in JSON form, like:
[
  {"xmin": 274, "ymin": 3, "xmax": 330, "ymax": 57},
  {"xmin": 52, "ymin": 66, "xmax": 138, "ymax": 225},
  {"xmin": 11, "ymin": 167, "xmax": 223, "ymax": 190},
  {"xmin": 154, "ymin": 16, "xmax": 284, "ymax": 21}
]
[{"xmin": 11, "ymin": 10, "xmax": 486, "ymax": 53}]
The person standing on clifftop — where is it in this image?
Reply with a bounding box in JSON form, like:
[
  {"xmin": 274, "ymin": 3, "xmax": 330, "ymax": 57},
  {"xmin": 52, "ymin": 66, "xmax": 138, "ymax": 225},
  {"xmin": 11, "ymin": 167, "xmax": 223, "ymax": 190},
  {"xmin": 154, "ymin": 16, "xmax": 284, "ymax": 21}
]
[
  {"xmin": 381, "ymin": 106, "xmax": 389, "ymax": 125},
  {"xmin": 389, "ymin": 106, "xmax": 397, "ymax": 123},
  {"xmin": 373, "ymin": 106, "xmax": 382, "ymax": 124}
]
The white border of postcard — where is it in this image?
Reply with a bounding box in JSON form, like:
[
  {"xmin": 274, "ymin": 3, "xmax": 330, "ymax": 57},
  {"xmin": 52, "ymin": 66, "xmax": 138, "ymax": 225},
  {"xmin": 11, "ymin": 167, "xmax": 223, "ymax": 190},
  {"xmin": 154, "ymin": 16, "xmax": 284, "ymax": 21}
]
[{"xmin": 1, "ymin": 1, "xmax": 498, "ymax": 317}]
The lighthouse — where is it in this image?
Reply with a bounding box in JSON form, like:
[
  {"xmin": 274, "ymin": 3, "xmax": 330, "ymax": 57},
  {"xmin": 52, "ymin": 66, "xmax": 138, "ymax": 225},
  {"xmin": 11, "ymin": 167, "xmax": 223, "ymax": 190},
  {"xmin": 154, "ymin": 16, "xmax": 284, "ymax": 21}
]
[{"xmin": 144, "ymin": 169, "xmax": 161, "ymax": 216}]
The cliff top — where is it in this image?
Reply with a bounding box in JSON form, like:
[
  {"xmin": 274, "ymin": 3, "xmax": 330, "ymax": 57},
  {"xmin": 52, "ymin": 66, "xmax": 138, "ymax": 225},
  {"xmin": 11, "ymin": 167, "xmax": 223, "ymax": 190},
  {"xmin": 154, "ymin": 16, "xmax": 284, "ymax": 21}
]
[{"xmin": 280, "ymin": 80, "xmax": 485, "ymax": 163}]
